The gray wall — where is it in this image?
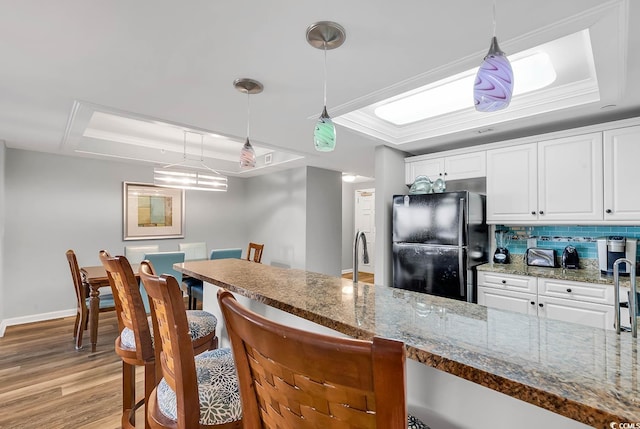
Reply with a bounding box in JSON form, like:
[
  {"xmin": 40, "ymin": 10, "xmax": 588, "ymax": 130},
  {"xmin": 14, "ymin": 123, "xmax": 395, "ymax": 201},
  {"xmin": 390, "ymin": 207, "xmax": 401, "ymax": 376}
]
[
  {"xmin": 374, "ymin": 145, "xmax": 409, "ymax": 287},
  {"xmin": 1, "ymin": 149, "xmax": 344, "ymax": 325},
  {"xmin": 341, "ymin": 179, "xmax": 375, "ymax": 272},
  {"xmin": 0, "ymin": 142, "xmax": 5, "ymax": 323},
  {"xmin": 3, "ymin": 148, "xmax": 248, "ymax": 320},
  {"xmin": 245, "ymin": 167, "xmax": 307, "ymax": 269},
  {"xmin": 306, "ymin": 167, "xmax": 342, "ymax": 276}
]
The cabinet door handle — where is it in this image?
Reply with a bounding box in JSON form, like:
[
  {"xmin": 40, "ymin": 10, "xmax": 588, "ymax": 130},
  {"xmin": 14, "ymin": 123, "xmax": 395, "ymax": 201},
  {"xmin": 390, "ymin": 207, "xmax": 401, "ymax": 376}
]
[
  {"xmin": 530, "ymin": 301, "xmax": 535, "ymax": 305},
  {"xmin": 566, "ymin": 288, "xmax": 572, "ymax": 293},
  {"xmin": 531, "ymin": 211, "xmax": 536, "ymax": 215},
  {"xmin": 539, "ymin": 303, "xmax": 544, "ymax": 307},
  {"xmin": 606, "ymin": 209, "xmax": 612, "ymax": 214},
  {"xmin": 539, "ymin": 210, "xmax": 544, "ymax": 215},
  {"xmin": 501, "ymin": 280, "xmax": 506, "ymax": 284},
  {"xmin": 444, "ymin": 172, "xmax": 448, "ymax": 176}
]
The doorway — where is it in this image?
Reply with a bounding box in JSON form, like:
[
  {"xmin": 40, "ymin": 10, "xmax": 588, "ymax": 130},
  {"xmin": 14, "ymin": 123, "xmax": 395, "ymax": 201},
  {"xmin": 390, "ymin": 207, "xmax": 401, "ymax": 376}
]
[{"xmin": 355, "ymin": 188, "xmax": 375, "ymax": 277}]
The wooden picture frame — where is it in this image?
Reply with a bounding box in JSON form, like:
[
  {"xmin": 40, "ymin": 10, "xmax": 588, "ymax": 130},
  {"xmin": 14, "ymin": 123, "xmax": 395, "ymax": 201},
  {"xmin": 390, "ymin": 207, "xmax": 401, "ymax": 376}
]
[{"xmin": 123, "ymin": 182, "xmax": 185, "ymax": 240}]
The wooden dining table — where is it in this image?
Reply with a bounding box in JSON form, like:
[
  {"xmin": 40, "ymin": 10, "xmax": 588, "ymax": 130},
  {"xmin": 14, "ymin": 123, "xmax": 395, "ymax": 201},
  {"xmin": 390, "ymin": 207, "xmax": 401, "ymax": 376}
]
[{"xmin": 80, "ymin": 264, "xmax": 138, "ymax": 352}]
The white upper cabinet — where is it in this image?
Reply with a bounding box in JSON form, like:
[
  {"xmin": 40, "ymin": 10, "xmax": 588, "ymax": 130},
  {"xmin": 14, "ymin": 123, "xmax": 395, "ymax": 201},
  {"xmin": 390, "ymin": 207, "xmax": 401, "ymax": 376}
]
[
  {"xmin": 487, "ymin": 133, "xmax": 604, "ymax": 224},
  {"xmin": 603, "ymin": 126, "xmax": 640, "ymax": 221},
  {"xmin": 537, "ymin": 133, "xmax": 603, "ymax": 222},
  {"xmin": 486, "ymin": 143, "xmax": 538, "ymax": 223},
  {"xmin": 405, "ymin": 151, "xmax": 486, "ymax": 185}
]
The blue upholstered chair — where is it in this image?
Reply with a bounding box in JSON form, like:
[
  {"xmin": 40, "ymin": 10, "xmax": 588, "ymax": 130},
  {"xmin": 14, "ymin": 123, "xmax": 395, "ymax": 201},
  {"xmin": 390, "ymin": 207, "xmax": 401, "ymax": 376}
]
[
  {"xmin": 141, "ymin": 251, "xmax": 185, "ymax": 313},
  {"xmin": 210, "ymin": 248, "xmax": 243, "ymax": 260},
  {"xmin": 185, "ymin": 247, "xmax": 245, "ymax": 310},
  {"xmin": 185, "ymin": 248, "xmax": 244, "ymax": 310},
  {"xmin": 179, "ymin": 242, "xmax": 208, "ymax": 310}
]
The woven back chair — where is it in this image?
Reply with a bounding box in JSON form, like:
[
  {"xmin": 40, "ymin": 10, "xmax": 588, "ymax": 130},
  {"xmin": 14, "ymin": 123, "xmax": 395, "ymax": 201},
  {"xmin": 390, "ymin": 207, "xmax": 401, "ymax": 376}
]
[
  {"xmin": 139, "ymin": 262, "xmax": 242, "ymax": 429},
  {"xmin": 99, "ymin": 251, "xmax": 155, "ymax": 429},
  {"xmin": 218, "ymin": 289, "xmax": 416, "ymax": 429}
]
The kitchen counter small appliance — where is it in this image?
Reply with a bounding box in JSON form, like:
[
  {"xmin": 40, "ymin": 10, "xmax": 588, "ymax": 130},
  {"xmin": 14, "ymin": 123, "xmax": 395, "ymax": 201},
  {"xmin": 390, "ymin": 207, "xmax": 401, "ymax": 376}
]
[
  {"xmin": 597, "ymin": 236, "xmax": 637, "ymax": 275},
  {"xmin": 493, "ymin": 230, "xmax": 511, "ymax": 264},
  {"xmin": 562, "ymin": 245, "xmax": 580, "ymax": 269}
]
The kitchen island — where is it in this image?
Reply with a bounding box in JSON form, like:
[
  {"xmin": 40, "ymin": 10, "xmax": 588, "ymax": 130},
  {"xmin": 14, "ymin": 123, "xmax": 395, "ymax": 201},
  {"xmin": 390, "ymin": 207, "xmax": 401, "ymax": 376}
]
[{"xmin": 175, "ymin": 258, "xmax": 639, "ymax": 429}]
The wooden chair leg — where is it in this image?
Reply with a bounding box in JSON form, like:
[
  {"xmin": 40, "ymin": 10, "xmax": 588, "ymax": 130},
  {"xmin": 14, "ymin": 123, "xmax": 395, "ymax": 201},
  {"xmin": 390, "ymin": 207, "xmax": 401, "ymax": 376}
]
[
  {"xmin": 144, "ymin": 362, "xmax": 156, "ymax": 429},
  {"xmin": 74, "ymin": 310, "xmax": 85, "ymax": 350},
  {"xmin": 122, "ymin": 361, "xmax": 136, "ymax": 429}
]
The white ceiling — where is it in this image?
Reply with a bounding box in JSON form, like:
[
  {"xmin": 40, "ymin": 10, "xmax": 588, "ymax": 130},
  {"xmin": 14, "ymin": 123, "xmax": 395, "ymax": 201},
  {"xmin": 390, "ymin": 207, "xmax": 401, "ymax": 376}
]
[{"xmin": 1, "ymin": 0, "xmax": 639, "ymax": 180}]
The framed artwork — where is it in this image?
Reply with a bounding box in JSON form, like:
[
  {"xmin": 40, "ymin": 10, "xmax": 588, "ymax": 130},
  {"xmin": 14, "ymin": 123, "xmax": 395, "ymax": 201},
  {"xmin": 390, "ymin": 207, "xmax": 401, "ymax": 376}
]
[{"xmin": 123, "ymin": 182, "xmax": 185, "ymax": 240}]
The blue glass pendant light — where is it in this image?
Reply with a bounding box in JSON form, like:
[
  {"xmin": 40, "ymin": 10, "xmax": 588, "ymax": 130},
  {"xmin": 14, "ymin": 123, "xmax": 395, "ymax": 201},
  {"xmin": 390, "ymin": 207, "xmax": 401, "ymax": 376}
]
[
  {"xmin": 234, "ymin": 78, "xmax": 263, "ymax": 168},
  {"xmin": 474, "ymin": 2, "xmax": 513, "ymax": 112},
  {"xmin": 306, "ymin": 21, "xmax": 346, "ymax": 152}
]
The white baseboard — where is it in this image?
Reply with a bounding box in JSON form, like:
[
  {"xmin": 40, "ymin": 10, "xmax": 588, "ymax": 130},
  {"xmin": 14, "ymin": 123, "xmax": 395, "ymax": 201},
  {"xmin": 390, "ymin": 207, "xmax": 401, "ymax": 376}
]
[
  {"xmin": 341, "ymin": 269, "xmax": 353, "ymax": 275},
  {"xmin": 0, "ymin": 309, "xmax": 76, "ymax": 337}
]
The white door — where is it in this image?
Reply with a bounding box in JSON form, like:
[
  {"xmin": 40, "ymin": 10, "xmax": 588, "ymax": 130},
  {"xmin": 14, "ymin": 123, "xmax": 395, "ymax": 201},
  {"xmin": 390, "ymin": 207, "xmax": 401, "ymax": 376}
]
[{"xmin": 355, "ymin": 189, "xmax": 375, "ymax": 274}]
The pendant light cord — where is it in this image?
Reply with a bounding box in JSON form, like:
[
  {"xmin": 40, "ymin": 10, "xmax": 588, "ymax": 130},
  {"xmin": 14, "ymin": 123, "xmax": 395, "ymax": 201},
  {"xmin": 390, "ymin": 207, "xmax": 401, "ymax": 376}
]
[
  {"xmin": 323, "ymin": 41, "xmax": 328, "ymax": 107},
  {"xmin": 182, "ymin": 130, "xmax": 187, "ymax": 162},
  {"xmin": 246, "ymin": 91, "xmax": 251, "ymax": 140},
  {"xmin": 492, "ymin": 0, "xmax": 497, "ymax": 37}
]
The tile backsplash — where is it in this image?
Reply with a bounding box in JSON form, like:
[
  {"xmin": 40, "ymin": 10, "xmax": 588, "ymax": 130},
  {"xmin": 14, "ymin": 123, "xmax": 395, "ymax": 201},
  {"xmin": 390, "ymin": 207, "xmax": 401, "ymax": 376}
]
[{"xmin": 497, "ymin": 225, "xmax": 640, "ymax": 261}]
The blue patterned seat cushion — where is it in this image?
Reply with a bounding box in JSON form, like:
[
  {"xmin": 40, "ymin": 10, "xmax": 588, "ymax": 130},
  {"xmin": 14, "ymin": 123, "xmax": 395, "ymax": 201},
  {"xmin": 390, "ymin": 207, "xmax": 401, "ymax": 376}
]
[
  {"xmin": 120, "ymin": 310, "xmax": 217, "ymax": 350},
  {"xmin": 157, "ymin": 348, "xmax": 242, "ymax": 425},
  {"xmin": 408, "ymin": 413, "xmax": 430, "ymax": 429}
]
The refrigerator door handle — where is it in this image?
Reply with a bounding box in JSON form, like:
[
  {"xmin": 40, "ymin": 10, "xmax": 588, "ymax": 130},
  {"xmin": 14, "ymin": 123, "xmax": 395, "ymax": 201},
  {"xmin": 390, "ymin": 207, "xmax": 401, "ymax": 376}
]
[
  {"xmin": 458, "ymin": 248, "xmax": 465, "ymax": 297},
  {"xmin": 458, "ymin": 198, "xmax": 465, "ymax": 248}
]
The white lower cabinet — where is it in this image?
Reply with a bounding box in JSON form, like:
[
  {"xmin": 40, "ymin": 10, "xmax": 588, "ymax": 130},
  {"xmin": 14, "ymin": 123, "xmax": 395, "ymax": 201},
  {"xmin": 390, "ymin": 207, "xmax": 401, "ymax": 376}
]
[
  {"xmin": 478, "ymin": 271, "xmax": 616, "ymax": 330},
  {"xmin": 537, "ymin": 296, "xmax": 614, "ymax": 330},
  {"xmin": 478, "ymin": 286, "xmax": 537, "ymax": 316}
]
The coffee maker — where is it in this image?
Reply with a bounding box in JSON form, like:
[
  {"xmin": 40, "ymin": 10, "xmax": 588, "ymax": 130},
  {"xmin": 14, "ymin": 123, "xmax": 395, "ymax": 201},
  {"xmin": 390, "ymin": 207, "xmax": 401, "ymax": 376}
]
[{"xmin": 597, "ymin": 236, "xmax": 637, "ymax": 275}]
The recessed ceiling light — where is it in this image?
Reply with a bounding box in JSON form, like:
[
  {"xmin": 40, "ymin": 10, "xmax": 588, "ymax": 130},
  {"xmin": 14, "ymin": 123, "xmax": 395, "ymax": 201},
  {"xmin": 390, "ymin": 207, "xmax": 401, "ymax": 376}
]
[
  {"xmin": 374, "ymin": 51, "xmax": 557, "ymax": 126},
  {"xmin": 342, "ymin": 174, "xmax": 356, "ymax": 182}
]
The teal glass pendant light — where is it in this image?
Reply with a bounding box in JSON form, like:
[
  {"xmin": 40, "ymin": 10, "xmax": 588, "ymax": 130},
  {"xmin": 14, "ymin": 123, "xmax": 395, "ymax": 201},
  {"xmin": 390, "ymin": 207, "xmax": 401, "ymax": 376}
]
[
  {"xmin": 474, "ymin": 2, "xmax": 513, "ymax": 112},
  {"xmin": 306, "ymin": 21, "xmax": 346, "ymax": 152},
  {"xmin": 234, "ymin": 78, "xmax": 264, "ymax": 169}
]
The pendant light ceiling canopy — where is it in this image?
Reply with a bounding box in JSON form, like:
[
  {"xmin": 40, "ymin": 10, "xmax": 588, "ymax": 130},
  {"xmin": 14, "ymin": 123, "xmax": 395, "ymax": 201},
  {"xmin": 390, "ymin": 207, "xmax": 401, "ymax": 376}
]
[
  {"xmin": 473, "ymin": 2, "xmax": 514, "ymax": 112},
  {"xmin": 306, "ymin": 21, "xmax": 346, "ymax": 153},
  {"xmin": 234, "ymin": 78, "xmax": 263, "ymax": 169}
]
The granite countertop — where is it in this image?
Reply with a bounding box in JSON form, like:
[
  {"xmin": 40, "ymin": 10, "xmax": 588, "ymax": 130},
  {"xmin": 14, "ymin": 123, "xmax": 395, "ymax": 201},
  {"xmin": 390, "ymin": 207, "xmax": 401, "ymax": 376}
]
[
  {"xmin": 176, "ymin": 258, "xmax": 639, "ymax": 429},
  {"xmin": 478, "ymin": 256, "xmax": 639, "ymax": 287}
]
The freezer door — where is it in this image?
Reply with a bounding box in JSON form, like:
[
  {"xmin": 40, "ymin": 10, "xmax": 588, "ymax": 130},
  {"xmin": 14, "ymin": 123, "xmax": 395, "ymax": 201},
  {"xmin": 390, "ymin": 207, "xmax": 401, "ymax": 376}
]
[
  {"xmin": 392, "ymin": 243, "xmax": 468, "ymax": 301},
  {"xmin": 392, "ymin": 192, "xmax": 466, "ymax": 246}
]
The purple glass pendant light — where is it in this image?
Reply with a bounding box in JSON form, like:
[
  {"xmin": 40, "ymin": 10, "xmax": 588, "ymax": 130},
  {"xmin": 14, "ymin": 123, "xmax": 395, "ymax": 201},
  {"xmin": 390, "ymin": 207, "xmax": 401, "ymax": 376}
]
[
  {"xmin": 474, "ymin": 2, "xmax": 513, "ymax": 112},
  {"xmin": 234, "ymin": 78, "xmax": 263, "ymax": 168}
]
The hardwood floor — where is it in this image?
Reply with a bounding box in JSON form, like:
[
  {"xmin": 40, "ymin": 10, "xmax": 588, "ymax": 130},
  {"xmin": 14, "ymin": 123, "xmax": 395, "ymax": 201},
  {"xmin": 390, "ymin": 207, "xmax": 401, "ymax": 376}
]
[
  {"xmin": 0, "ymin": 312, "xmax": 144, "ymax": 429},
  {"xmin": 0, "ymin": 273, "xmax": 375, "ymax": 429},
  {"xmin": 342, "ymin": 271, "xmax": 374, "ymax": 284}
]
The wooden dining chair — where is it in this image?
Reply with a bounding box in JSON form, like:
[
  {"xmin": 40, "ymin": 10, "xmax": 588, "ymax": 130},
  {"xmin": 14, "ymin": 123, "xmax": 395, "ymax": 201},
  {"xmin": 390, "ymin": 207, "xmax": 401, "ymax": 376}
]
[
  {"xmin": 217, "ymin": 289, "xmax": 430, "ymax": 429},
  {"xmin": 245, "ymin": 242, "xmax": 264, "ymax": 263},
  {"xmin": 100, "ymin": 250, "xmax": 156, "ymax": 429},
  {"xmin": 139, "ymin": 264, "xmax": 243, "ymax": 429},
  {"xmin": 100, "ymin": 251, "xmax": 220, "ymax": 429},
  {"xmin": 66, "ymin": 249, "xmax": 116, "ymax": 351}
]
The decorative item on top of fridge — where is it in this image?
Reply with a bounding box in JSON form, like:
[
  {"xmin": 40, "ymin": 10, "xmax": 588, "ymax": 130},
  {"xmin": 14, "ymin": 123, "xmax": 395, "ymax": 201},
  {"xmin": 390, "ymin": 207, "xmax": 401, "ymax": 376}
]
[{"xmin": 409, "ymin": 175, "xmax": 446, "ymax": 194}]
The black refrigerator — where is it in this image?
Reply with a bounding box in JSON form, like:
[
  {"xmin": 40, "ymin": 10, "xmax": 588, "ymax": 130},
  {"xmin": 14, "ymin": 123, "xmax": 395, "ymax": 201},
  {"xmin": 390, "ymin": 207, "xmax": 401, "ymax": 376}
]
[{"xmin": 392, "ymin": 191, "xmax": 489, "ymax": 303}]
